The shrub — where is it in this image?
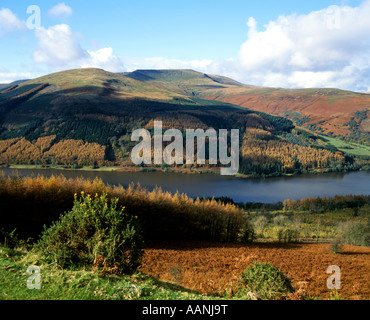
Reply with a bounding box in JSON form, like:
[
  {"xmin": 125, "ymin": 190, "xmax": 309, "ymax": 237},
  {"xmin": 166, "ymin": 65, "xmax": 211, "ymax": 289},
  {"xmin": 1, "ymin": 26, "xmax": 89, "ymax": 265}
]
[
  {"xmin": 330, "ymin": 238, "xmax": 344, "ymax": 254},
  {"xmin": 277, "ymin": 228, "xmax": 300, "ymax": 243},
  {"xmin": 240, "ymin": 261, "xmax": 294, "ymax": 300},
  {"xmin": 339, "ymin": 220, "xmax": 370, "ymax": 247},
  {"xmin": 252, "ymin": 216, "xmax": 268, "ymax": 238},
  {"xmin": 329, "ymin": 290, "xmax": 341, "ymax": 300},
  {"xmin": 242, "ymin": 223, "xmax": 255, "ymax": 242},
  {"xmin": 0, "ymin": 228, "xmax": 19, "ymax": 249},
  {"xmin": 35, "ymin": 192, "xmax": 145, "ymax": 274},
  {"xmin": 273, "ymin": 214, "xmax": 288, "ymax": 226}
]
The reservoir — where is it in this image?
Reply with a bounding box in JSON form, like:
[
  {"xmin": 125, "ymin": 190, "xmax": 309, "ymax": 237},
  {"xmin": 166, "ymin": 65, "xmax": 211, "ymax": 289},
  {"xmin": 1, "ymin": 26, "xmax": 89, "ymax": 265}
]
[{"xmin": 1, "ymin": 169, "xmax": 369, "ymax": 203}]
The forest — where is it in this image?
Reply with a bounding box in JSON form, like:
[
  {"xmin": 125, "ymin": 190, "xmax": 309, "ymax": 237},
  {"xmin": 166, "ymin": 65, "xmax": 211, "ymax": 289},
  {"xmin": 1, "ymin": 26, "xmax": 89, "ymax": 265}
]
[
  {"xmin": 0, "ymin": 126, "xmax": 365, "ymax": 177},
  {"xmin": 0, "ymin": 173, "xmax": 253, "ymax": 243}
]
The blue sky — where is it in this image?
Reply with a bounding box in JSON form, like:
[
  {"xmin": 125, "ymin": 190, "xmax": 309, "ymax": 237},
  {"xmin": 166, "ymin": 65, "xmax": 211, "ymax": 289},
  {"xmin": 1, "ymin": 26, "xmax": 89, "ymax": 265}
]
[{"xmin": 1, "ymin": 0, "xmax": 369, "ymax": 91}]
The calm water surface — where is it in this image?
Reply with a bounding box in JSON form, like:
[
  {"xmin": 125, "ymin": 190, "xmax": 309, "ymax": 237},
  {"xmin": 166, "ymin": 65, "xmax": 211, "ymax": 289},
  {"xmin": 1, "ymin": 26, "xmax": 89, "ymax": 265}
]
[{"xmin": 1, "ymin": 169, "xmax": 369, "ymax": 203}]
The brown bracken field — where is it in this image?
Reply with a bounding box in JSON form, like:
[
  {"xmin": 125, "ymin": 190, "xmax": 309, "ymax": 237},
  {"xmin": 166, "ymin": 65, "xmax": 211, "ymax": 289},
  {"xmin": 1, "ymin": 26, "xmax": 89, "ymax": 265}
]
[{"xmin": 140, "ymin": 241, "xmax": 370, "ymax": 300}]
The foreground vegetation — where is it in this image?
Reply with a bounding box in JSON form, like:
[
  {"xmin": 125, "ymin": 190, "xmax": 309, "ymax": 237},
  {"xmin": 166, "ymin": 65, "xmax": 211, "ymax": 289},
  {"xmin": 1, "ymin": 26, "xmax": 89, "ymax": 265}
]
[
  {"xmin": 0, "ymin": 172, "xmax": 253, "ymax": 243},
  {"xmin": 3, "ymin": 242, "xmax": 316, "ymax": 300},
  {"xmin": 0, "ymin": 173, "xmax": 368, "ymax": 300},
  {"xmin": 0, "ymin": 172, "xmax": 368, "ymax": 248},
  {"xmin": 140, "ymin": 241, "xmax": 369, "ymax": 300},
  {"xmin": 0, "ymin": 186, "xmax": 294, "ymax": 301},
  {"xmin": 0, "ymin": 246, "xmax": 208, "ymax": 300}
]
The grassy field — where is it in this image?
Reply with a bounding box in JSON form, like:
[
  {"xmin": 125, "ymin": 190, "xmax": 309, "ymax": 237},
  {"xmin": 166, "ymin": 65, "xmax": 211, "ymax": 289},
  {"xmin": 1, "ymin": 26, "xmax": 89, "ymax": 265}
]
[
  {"xmin": 319, "ymin": 134, "xmax": 370, "ymax": 157},
  {"xmin": 0, "ymin": 246, "xmax": 208, "ymax": 300}
]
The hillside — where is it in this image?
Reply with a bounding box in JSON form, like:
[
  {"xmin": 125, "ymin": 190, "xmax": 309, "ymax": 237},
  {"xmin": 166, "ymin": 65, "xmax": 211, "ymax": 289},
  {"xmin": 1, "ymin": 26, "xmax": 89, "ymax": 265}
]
[
  {"xmin": 0, "ymin": 68, "xmax": 368, "ymax": 176},
  {"xmin": 124, "ymin": 69, "xmax": 252, "ymax": 97},
  {"xmin": 0, "ymin": 80, "xmax": 29, "ymax": 91},
  {"xmin": 124, "ymin": 69, "xmax": 370, "ymax": 146},
  {"xmin": 200, "ymin": 86, "xmax": 370, "ymax": 145}
]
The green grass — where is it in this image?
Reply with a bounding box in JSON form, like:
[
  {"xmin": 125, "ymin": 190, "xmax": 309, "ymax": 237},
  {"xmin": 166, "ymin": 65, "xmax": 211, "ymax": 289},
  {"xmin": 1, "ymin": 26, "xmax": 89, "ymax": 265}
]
[
  {"xmin": 319, "ymin": 134, "xmax": 370, "ymax": 157},
  {"xmin": 0, "ymin": 246, "xmax": 211, "ymax": 300}
]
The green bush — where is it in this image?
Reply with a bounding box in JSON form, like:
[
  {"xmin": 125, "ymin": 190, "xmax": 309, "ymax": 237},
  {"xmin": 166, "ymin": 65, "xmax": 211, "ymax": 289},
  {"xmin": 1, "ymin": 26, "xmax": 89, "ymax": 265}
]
[
  {"xmin": 277, "ymin": 228, "xmax": 300, "ymax": 243},
  {"xmin": 35, "ymin": 192, "xmax": 145, "ymax": 274},
  {"xmin": 339, "ymin": 220, "xmax": 370, "ymax": 247},
  {"xmin": 240, "ymin": 261, "xmax": 294, "ymax": 300}
]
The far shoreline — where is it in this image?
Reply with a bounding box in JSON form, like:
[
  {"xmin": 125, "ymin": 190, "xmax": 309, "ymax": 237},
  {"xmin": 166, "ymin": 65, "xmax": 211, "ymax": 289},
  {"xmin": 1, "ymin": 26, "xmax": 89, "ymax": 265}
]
[{"xmin": 0, "ymin": 163, "xmax": 367, "ymax": 181}]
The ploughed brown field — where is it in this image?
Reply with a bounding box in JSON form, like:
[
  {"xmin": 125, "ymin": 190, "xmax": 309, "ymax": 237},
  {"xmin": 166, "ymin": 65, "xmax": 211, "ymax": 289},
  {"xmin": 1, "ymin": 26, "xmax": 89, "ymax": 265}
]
[{"xmin": 140, "ymin": 241, "xmax": 370, "ymax": 300}]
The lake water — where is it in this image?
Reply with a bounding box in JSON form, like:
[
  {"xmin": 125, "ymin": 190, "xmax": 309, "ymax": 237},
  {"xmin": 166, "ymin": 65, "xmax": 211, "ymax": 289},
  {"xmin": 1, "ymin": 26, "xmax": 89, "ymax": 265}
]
[{"xmin": 1, "ymin": 168, "xmax": 369, "ymax": 203}]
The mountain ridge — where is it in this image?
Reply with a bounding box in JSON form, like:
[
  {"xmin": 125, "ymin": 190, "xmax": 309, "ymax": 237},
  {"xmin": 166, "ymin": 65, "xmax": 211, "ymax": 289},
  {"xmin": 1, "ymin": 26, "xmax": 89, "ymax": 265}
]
[
  {"xmin": 2, "ymin": 68, "xmax": 369, "ymax": 143},
  {"xmin": 121, "ymin": 68, "xmax": 369, "ymax": 144}
]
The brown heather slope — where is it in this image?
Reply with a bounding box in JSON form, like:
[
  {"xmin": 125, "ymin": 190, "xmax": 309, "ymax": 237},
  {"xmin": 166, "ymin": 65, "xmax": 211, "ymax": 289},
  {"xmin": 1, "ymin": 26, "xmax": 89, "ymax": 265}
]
[
  {"xmin": 141, "ymin": 241, "xmax": 370, "ymax": 300},
  {"xmin": 200, "ymin": 87, "xmax": 370, "ymax": 137}
]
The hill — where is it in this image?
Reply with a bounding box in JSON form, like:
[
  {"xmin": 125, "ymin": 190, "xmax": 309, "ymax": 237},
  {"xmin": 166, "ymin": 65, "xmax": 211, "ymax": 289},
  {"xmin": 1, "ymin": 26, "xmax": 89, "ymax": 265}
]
[
  {"xmin": 0, "ymin": 68, "xmax": 254, "ymax": 142},
  {"xmin": 123, "ymin": 69, "xmax": 369, "ymax": 146},
  {"xmin": 0, "ymin": 80, "xmax": 29, "ymax": 91},
  {"xmin": 199, "ymin": 86, "xmax": 370, "ymax": 145},
  {"xmin": 124, "ymin": 69, "xmax": 251, "ymax": 96},
  {"xmin": 0, "ymin": 68, "xmax": 368, "ymax": 176}
]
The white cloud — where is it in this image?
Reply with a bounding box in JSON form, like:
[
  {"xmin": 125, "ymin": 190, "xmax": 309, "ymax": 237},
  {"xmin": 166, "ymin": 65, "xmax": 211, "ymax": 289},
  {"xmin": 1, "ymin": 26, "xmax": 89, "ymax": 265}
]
[
  {"xmin": 48, "ymin": 3, "xmax": 73, "ymax": 17},
  {"xmin": 33, "ymin": 24, "xmax": 125, "ymax": 72},
  {"xmin": 0, "ymin": 8, "xmax": 26, "ymax": 36},
  {"xmin": 0, "ymin": 66, "xmax": 31, "ymax": 83},
  {"xmin": 122, "ymin": 1, "xmax": 370, "ymax": 91},
  {"xmin": 34, "ymin": 24, "xmax": 85, "ymax": 67},
  {"xmin": 29, "ymin": 1, "xmax": 370, "ymax": 91},
  {"xmin": 124, "ymin": 57, "xmax": 213, "ymax": 72},
  {"xmin": 81, "ymin": 47, "xmax": 125, "ymax": 72},
  {"xmin": 235, "ymin": 0, "xmax": 370, "ymax": 91}
]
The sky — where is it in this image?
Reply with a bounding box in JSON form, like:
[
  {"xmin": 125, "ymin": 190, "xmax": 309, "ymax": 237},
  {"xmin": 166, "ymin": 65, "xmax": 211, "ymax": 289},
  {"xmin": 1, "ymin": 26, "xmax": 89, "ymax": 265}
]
[{"xmin": 1, "ymin": 0, "xmax": 369, "ymax": 91}]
